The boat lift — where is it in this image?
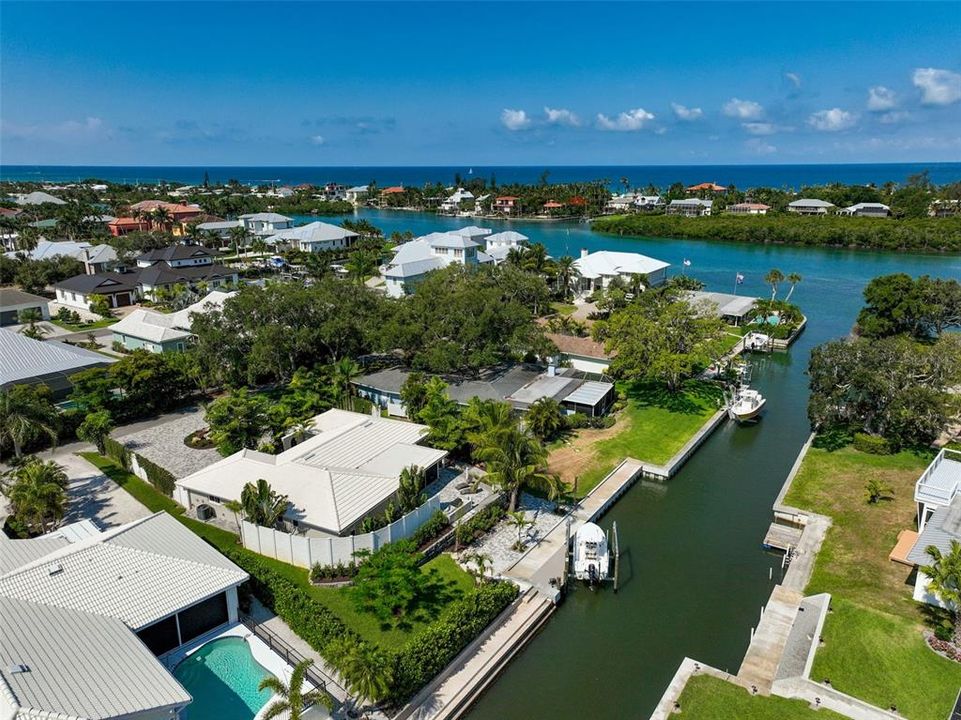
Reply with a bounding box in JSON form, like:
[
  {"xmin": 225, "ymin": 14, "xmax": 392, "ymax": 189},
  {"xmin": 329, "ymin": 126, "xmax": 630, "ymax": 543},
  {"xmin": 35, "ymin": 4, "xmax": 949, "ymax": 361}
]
[{"xmin": 567, "ymin": 520, "xmax": 621, "ymax": 592}]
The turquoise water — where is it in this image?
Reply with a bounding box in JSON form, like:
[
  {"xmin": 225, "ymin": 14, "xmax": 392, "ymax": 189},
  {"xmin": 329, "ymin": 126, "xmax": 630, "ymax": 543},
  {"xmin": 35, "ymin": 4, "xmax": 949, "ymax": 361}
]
[{"xmin": 174, "ymin": 637, "xmax": 275, "ymax": 720}]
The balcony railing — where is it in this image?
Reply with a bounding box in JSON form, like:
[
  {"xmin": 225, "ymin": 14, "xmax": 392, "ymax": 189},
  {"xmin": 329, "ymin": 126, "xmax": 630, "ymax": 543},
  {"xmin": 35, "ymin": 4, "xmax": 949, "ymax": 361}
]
[{"xmin": 915, "ymin": 448, "xmax": 961, "ymax": 504}]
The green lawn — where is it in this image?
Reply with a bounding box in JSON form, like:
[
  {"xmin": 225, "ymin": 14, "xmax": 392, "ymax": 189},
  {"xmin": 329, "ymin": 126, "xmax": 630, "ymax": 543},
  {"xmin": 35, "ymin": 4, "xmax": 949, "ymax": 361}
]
[
  {"xmin": 675, "ymin": 674, "xmax": 845, "ymax": 719},
  {"xmin": 550, "ymin": 301, "xmax": 577, "ymax": 316},
  {"xmin": 784, "ymin": 444, "xmax": 961, "ymax": 719},
  {"xmin": 718, "ymin": 331, "xmax": 744, "ymax": 354},
  {"xmin": 52, "ymin": 317, "xmax": 117, "ymax": 332},
  {"xmin": 574, "ymin": 380, "xmax": 722, "ymax": 494},
  {"xmin": 80, "ymin": 452, "xmax": 476, "ymax": 650}
]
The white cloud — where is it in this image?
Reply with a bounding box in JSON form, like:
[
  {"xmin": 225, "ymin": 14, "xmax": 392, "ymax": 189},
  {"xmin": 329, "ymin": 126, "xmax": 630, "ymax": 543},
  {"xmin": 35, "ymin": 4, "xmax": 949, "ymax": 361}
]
[
  {"xmin": 596, "ymin": 108, "xmax": 655, "ymax": 131},
  {"xmin": 808, "ymin": 108, "xmax": 858, "ymax": 132},
  {"xmin": 543, "ymin": 107, "xmax": 580, "ymax": 127},
  {"xmin": 912, "ymin": 68, "xmax": 961, "ymax": 106},
  {"xmin": 309, "ymin": 135, "xmax": 325, "ymax": 145},
  {"xmin": 722, "ymin": 98, "xmax": 764, "ymax": 120},
  {"xmin": 2, "ymin": 116, "xmax": 105, "ymax": 141},
  {"xmin": 501, "ymin": 108, "xmax": 532, "ymax": 131},
  {"xmin": 879, "ymin": 111, "xmax": 910, "ymax": 125},
  {"xmin": 867, "ymin": 86, "xmax": 897, "ymax": 112},
  {"xmin": 670, "ymin": 103, "xmax": 703, "ymax": 121},
  {"xmin": 785, "ymin": 72, "xmax": 802, "ymax": 89},
  {"xmin": 742, "ymin": 122, "xmax": 777, "ymax": 136},
  {"xmin": 745, "ymin": 138, "xmax": 777, "ymax": 155}
]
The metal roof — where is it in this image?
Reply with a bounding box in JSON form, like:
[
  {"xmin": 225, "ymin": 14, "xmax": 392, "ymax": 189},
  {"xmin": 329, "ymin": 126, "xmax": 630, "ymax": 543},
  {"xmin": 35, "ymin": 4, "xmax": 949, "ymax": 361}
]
[
  {"xmin": 788, "ymin": 198, "xmax": 835, "ymax": 208},
  {"xmin": 266, "ymin": 221, "xmax": 358, "ymax": 246},
  {"xmin": 907, "ymin": 496, "xmax": 961, "ymax": 565},
  {"xmin": 0, "ymin": 512, "xmax": 247, "ymax": 630},
  {"xmin": 110, "ymin": 309, "xmax": 193, "ymax": 344},
  {"xmin": 0, "ymin": 596, "xmax": 191, "ymax": 720},
  {"xmin": 688, "ymin": 290, "xmax": 758, "ymax": 319},
  {"xmin": 0, "ymin": 329, "xmax": 113, "ymax": 388},
  {"xmin": 562, "ymin": 380, "xmax": 615, "ymax": 407},
  {"xmin": 14, "ymin": 191, "xmax": 66, "ymax": 206},
  {"xmin": 574, "ymin": 250, "xmax": 669, "ymax": 280}
]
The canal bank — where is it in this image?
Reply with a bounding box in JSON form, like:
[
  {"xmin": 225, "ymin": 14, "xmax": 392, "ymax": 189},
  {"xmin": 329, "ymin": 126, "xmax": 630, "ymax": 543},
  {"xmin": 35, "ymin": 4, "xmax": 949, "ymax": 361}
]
[{"xmin": 318, "ymin": 209, "xmax": 961, "ymax": 720}]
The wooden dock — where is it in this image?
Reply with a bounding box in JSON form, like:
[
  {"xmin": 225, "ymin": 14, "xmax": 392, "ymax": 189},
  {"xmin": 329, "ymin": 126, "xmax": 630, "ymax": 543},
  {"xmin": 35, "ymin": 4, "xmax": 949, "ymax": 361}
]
[{"xmin": 763, "ymin": 522, "xmax": 803, "ymax": 551}]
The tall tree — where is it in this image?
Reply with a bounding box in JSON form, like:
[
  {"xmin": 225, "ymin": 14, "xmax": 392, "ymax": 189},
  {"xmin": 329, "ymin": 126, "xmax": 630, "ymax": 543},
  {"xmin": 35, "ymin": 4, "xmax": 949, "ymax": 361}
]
[
  {"xmin": 473, "ymin": 421, "xmax": 560, "ymax": 512},
  {"xmin": 764, "ymin": 268, "xmax": 785, "ymax": 301},
  {"xmin": 2, "ymin": 457, "xmax": 68, "ymax": 534},
  {"xmin": 76, "ymin": 410, "xmax": 113, "ymax": 454},
  {"xmin": 205, "ymin": 388, "xmax": 269, "ymax": 455},
  {"xmin": 240, "ymin": 478, "xmax": 289, "ymax": 527},
  {"xmin": 0, "ymin": 386, "xmax": 59, "ymax": 459},
  {"xmin": 331, "ymin": 357, "xmax": 361, "ymax": 410},
  {"xmin": 525, "ymin": 397, "xmax": 565, "ymax": 441},
  {"xmin": 784, "ymin": 272, "xmax": 803, "ymax": 302}
]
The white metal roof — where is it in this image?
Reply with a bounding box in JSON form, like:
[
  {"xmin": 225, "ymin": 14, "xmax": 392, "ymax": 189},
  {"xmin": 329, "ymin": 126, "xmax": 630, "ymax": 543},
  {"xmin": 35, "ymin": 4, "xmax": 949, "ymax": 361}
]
[
  {"xmin": 266, "ymin": 221, "xmax": 358, "ymax": 246},
  {"xmin": 788, "ymin": 198, "xmax": 835, "ymax": 208},
  {"xmin": 562, "ymin": 380, "xmax": 614, "ymax": 407},
  {"xmin": 14, "ymin": 191, "xmax": 66, "ymax": 206},
  {"xmin": 176, "ymin": 409, "xmax": 446, "ymax": 533},
  {"xmin": 240, "ymin": 212, "xmax": 293, "ymax": 222},
  {"xmin": 0, "ymin": 512, "xmax": 247, "ymax": 630},
  {"xmin": 421, "ymin": 231, "xmax": 479, "ymax": 249},
  {"xmin": 573, "ymin": 250, "xmax": 669, "ymax": 280},
  {"xmin": 0, "ymin": 328, "xmax": 113, "ymax": 387},
  {"xmin": 485, "ymin": 230, "xmax": 529, "ymax": 249},
  {"xmin": 0, "ymin": 596, "xmax": 191, "ymax": 720},
  {"xmin": 110, "ymin": 309, "xmax": 193, "ymax": 344},
  {"xmin": 688, "ymin": 290, "xmax": 758, "ymax": 319}
]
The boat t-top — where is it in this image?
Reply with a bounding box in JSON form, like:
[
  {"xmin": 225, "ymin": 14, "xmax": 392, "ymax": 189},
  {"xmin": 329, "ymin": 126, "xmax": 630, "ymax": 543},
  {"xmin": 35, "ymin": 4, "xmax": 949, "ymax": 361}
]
[
  {"xmin": 728, "ymin": 386, "xmax": 767, "ymax": 422},
  {"xmin": 573, "ymin": 522, "xmax": 610, "ymax": 585}
]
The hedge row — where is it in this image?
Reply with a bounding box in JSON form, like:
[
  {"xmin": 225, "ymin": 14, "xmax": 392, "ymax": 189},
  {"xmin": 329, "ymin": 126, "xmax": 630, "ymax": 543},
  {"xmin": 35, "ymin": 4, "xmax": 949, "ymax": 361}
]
[
  {"xmin": 135, "ymin": 454, "xmax": 176, "ymax": 496},
  {"xmin": 103, "ymin": 436, "xmax": 130, "ymax": 469}
]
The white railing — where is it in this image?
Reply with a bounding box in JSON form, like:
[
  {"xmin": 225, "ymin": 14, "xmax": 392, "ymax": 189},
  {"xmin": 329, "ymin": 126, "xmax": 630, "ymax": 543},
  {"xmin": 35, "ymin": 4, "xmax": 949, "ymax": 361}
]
[{"xmin": 915, "ymin": 448, "xmax": 961, "ymax": 503}]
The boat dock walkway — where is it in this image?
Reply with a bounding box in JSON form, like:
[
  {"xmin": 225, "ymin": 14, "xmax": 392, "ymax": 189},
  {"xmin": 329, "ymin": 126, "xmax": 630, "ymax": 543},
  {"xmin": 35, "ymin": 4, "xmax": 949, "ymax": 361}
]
[{"xmin": 503, "ymin": 458, "xmax": 644, "ymax": 599}]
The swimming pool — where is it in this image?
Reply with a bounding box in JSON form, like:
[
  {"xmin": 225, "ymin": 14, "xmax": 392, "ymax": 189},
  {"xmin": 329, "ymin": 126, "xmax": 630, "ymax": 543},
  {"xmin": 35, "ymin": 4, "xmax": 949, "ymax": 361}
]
[{"xmin": 174, "ymin": 636, "xmax": 275, "ymax": 719}]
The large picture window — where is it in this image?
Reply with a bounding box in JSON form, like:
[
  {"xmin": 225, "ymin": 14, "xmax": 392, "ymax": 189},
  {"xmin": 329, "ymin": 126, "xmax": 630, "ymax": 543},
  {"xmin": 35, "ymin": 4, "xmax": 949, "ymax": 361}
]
[{"xmin": 178, "ymin": 592, "xmax": 229, "ymax": 644}]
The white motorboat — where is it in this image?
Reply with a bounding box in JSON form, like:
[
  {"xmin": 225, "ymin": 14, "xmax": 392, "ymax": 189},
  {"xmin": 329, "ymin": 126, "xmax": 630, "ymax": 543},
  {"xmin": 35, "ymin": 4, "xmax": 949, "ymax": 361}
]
[
  {"xmin": 744, "ymin": 331, "xmax": 771, "ymax": 352},
  {"xmin": 573, "ymin": 522, "xmax": 610, "ymax": 584},
  {"xmin": 728, "ymin": 386, "xmax": 767, "ymax": 422}
]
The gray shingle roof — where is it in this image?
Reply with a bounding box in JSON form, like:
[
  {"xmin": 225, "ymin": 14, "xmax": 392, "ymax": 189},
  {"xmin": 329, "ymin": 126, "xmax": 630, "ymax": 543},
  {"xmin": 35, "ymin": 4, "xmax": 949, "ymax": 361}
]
[
  {"xmin": 138, "ymin": 245, "xmax": 218, "ymax": 263},
  {"xmin": 0, "ymin": 596, "xmax": 191, "ymax": 720},
  {"xmin": 0, "ymin": 288, "xmax": 48, "ymax": 308}
]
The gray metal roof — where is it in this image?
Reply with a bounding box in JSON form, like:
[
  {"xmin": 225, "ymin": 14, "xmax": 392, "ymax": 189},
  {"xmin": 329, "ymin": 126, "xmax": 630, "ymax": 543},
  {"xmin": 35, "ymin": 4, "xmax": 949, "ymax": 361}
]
[
  {"xmin": 0, "ymin": 595, "xmax": 191, "ymax": 720},
  {"xmin": 0, "ymin": 536, "xmax": 71, "ymax": 575},
  {"xmin": 688, "ymin": 290, "xmax": 758, "ymax": 319},
  {"xmin": 908, "ymin": 496, "xmax": 961, "ymax": 565},
  {"xmin": 788, "ymin": 198, "xmax": 835, "ymax": 208},
  {"xmin": 562, "ymin": 380, "xmax": 615, "ymax": 407},
  {"xmin": 0, "ymin": 329, "xmax": 113, "ymax": 388},
  {"xmin": 0, "ymin": 512, "xmax": 247, "ymax": 630},
  {"xmin": 267, "ymin": 221, "xmax": 358, "ymax": 245}
]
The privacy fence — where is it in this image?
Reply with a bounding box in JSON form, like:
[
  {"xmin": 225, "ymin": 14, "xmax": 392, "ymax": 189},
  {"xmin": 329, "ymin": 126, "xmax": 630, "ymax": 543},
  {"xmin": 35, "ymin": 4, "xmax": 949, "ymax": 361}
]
[{"xmin": 239, "ymin": 494, "xmax": 444, "ymax": 568}]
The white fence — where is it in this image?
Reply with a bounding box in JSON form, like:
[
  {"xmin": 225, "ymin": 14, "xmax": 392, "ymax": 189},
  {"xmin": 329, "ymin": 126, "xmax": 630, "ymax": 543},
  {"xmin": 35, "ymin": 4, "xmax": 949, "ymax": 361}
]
[{"xmin": 239, "ymin": 494, "xmax": 443, "ymax": 569}]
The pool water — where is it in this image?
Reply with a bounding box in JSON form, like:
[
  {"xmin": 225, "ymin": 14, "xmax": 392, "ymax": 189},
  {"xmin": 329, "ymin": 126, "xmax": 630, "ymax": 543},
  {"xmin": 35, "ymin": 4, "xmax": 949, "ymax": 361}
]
[{"xmin": 174, "ymin": 637, "xmax": 275, "ymax": 719}]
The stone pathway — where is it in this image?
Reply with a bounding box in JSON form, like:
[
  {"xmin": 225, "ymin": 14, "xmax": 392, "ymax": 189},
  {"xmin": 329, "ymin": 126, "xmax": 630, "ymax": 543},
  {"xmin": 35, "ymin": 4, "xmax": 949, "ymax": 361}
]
[{"xmin": 116, "ymin": 406, "xmax": 220, "ymax": 479}]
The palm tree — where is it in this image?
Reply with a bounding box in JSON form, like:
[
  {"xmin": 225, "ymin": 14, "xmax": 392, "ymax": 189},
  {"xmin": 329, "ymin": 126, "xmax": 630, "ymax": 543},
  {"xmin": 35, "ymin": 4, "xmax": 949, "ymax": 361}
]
[
  {"xmin": 554, "ymin": 255, "xmax": 579, "ymax": 300},
  {"xmin": 4, "ymin": 458, "xmax": 68, "ymax": 534},
  {"xmin": 785, "ymin": 272, "xmax": 803, "ymax": 302},
  {"xmin": 326, "ymin": 638, "xmax": 393, "ymax": 710},
  {"xmin": 332, "ymin": 357, "xmax": 361, "ymax": 410},
  {"xmin": 151, "ymin": 206, "xmax": 172, "ymax": 231},
  {"xmin": 240, "ymin": 478, "xmax": 289, "ymax": 527},
  {"xmin": 397, "ymin": 465, "xmax": 427, "ymax": 512},
  {"xmin": 76, "ymin": 410, "xmax": 114, "ymax": 454},
  {"xmin": 525, "ymin": 397, "xmax": 565, "ymax": 441},
  {"xmin": 228, "ymin": 225, "xmax": 250, "ymax": 256},
  {"xmin": 250, "ymin": 237, "xmax": 268, "ymax": 257},
  {"xmin": 18, "ymin": 307, "xmax": 49, "ymax": 340},
  {"xmin": 0, "ymin": 389, "xmax": 58, "ymax": 459},
  {"xmin": 464, "ymin": 552, "xmax": 492, "ymax": 584},
  {"xmin": 474, "ymin": 423, "xmax": 561, "ymax": 512},
  {"xmin": 345, "ymin": 249, "xmax": 378, "ymax": 285},
  {"xmin": 506, "ymin": 509, "xmax": 534, "ymax": 551},
  {"xmin": 922, "ymin": 540, "xmax": 961, "ymax": 645},
  {"xmin": 764, "ymin": 268, "xmax": 785, "ymax": 301},
  {"xmin": 259, "ymin": 659, "xmax": 333, "ymax": 720}
]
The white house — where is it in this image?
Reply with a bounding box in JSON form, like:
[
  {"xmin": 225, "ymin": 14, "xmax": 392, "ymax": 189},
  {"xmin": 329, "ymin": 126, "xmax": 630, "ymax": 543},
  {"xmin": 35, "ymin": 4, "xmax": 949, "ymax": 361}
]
[
  {"xmin": 903, "ymin": 448, "xmax": 961, "ymax": 606},
  {"xmin": 635, "ymin": 195, "xmax": 664, "ymax": 210},
  {"xmin": 175, "ymin": 409, "xmax": 448, "ymax": 537},
  {"xmin": 728, "ymin": 202, "xmax": 771, "ymax": 215},
  {"xmin": 265, "ymin": 221, "xmax": 359, "ymax": 252},
  {"xmin": 239, "ymin": 212, "xmax": 295, "ymax": 236},
  {"xmin": 787, "ymin": 199, "xmax": 835, "ymax": 215},
  {"xmin": 666, "ymin": 198, "xmax": 713, "ymax": 217},
  {"xmin": 839, "ymin": 202, "xmax": 891, "ymax": 218},
  {"xmin": 573, "ymin": 249, "xmax": 670, "ymax": 294},
  {"xmin": 440, "ymin": 188, "xmax": 475, "ymax": 213},
  {"xmin": 383, "ymin": 231, "xmax": 492, "ymax": 297},
  {"xmin": 111, "ymin": 290, "xmax": 236, "ymax": 353},
  {"xmin": 0, "ymin": 513, "xmax": 248, "ymax": 719},
  {"xmin": 485, "ymin": 230, "xmax": 529, "ymax": 264},
  {"xmin": 196, "ymin": 218, "xmax": 243, "ymax": 240},
  {"xmin": 346, "ymin": 185, "xmax": 369, "ymax": 204}
]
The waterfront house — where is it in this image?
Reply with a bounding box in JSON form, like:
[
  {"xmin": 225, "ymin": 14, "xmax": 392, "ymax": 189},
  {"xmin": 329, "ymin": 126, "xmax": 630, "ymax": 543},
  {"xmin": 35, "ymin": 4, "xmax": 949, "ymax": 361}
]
[
  {"xmin": 13, "ymin": 191, "xmax": 66, "ymax": 205},
  {"xmin": 239, "ymin": 211, "xmax": 294, "ymax": 236},
  {"xmin": 901, "ymin": 448, "xmax": 961, "ymax": 606},
  {"xmin": 0, "ymin": 328, "xmax": 113, "ymax": 398},
  {"xmin": 606, "ymin": 194, "xmax": 635, "ymax": 213},
  {"xmin": 493, "ymin": 196, "xmax": 520, "ymax": 214},
  {"xmin": 728, "ymin": 202, "xmax": 771, "ymax": 215},
  {"xmin": 929, "ymin": 199, "xmax": 960, "ymax": 217},
  {"xmin": 383, "ymin": 231, "xmax": 491, "ymax": 297},
  {"xmin": 265, "ymin": 220, "xmax": 359, "ymax": 253},
  {"xmin": 175, "ymin": 409, "xmax": 448, "ymax": 536},
  {"xmin": 838, "ymin": 202, "xmax": 891, "ymax": 217},
  {"xmin": 354, "ymin": 364, "xmax": 616, "ymax": 418},
  {"xmin": 485, "ymin": 230, "xmax": 529, "ymax": 264},
  {"xmin": 635, "ymin": 195, "xmax": 664, "ymax": 210},
  {"xmin": 128, "ymin": 200, "xmax": 204, "ymax": 227},
  {"xmin": 110, "ymin": 290, "xmax": 235, "ymax": 353},
  {"xmin": 0, "ymin": 288, "xmax": 50, "ymax": 326},
  {"xmin": 196, "ymin": 218, "xmax": 243, "ymax": 240},
  {"xmin": 378, "ymin": 186, "xmax": 406, "ymax": 207},
  {"xmin": 687, "ymin": 290, "xmax": 758, "ymax": 325},
  {"xmin": 573, "ymin": 249, "xmax": 669, "ymax": 294},
  {"xmin": 787, "ymin": 199, "xmax": 835, "ymax": 215},
  {"xmin": 107, "ymin": 216, "xmax": 151, "ymax": 236},
  {"xmin": 666, "ymin": 198, "xmax": 713, "ymax": 217},
  {"xmin": 441, "ymin": 188, "xmax": 475, "ymax": 213},
  {"xmin": 346, "ymin": 185, "xmax": 369, "ymax": 204},
  {"xmin": 0, "ymin": 512, "xmax": 248, "ymax": 719}
]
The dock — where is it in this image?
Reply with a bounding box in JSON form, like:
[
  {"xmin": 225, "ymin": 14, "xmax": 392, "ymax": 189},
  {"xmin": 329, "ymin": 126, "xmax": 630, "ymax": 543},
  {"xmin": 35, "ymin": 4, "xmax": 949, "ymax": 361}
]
[{"xmin": 763, "ymin": 522, "xmax": 803, "ymax": 551}]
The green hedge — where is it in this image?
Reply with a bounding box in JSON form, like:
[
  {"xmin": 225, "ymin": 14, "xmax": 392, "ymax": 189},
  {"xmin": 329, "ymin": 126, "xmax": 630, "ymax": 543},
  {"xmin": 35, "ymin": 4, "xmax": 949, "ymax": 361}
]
[
  {"xmin": 390, "ymin": 580, "xmax": 519, "ymax": 702},
  {"xmin": 135, "ymin": 453, "xmax": 176, "ymax": 496},
  {"xmin": 455, "ymin": 504, "xmax": 505, "ymax": 546},
  {"xmin": 103, "ymin": 436, "xmax": 130, "ymax": 469},
  {"xmin": 411, "ymin": 509, "xmax": 450, "ymax": 549},
  {"xmin": 853, "ymin": 432, "xmax": 892, "ymax": 455}
]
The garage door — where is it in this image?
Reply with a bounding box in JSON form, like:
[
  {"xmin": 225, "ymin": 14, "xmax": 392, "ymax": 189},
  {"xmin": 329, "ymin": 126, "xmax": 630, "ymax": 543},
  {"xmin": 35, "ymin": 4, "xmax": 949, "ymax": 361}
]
[{"xmin": 114, "ymin": 292, "xmax": 132, "ymax": 307}]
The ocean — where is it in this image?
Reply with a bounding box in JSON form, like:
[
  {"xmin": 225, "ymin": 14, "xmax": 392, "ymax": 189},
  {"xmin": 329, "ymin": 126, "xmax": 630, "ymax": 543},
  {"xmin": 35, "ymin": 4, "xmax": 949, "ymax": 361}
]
[{"xmin": 2, "ymin": 163, "xmax": 960, "ymax": 189}]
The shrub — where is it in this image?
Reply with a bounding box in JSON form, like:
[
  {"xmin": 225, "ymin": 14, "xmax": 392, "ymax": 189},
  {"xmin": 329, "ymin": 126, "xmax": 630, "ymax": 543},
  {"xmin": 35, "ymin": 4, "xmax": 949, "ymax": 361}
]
[
  {"xmin": 935, "ymin": 624, "xmax": 953, "ymax": 642},
  {"xmin": 310, "ymin": 560, "xmax": 359, "ymax": 583},
  {"xmin": 455, "ymin": 504, "xmax": 505, "ymax": 546},
  {"xmin": 411, "ymin": 509, "xmax": 450, "ymax": 549},
  {"xmin": 135, "ymin": 453, "xmax": 176, "ymax": 496},
  {"xmin": 103, "ymin": 436, "xmax": 130, "ymax": 469},
  {"xmin": 853, "ymin": 432, "xmax": 892, "ymax": 455},
  {"xmin": 390, "ymin": 580, "xmax": 518, "ymax": 702}
]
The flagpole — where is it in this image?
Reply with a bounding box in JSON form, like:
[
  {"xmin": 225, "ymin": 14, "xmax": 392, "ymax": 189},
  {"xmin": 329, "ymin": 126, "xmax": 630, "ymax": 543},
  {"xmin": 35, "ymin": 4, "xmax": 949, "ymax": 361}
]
[{"xmin": 733, "ymin": 272, "xmax": 738, "ymax": 296}]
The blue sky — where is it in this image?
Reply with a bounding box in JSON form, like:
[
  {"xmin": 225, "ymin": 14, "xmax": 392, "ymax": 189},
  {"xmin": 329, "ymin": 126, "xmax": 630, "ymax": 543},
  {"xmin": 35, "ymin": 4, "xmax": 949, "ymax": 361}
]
[{"xmin": 1, "ymin": 1, "xmax": 960, "ymax": 166}]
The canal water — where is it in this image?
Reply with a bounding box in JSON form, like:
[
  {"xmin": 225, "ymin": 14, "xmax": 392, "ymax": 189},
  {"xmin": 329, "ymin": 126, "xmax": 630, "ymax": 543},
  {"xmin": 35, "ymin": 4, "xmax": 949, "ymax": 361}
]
[{"xmin": 320, "ymin": 210, "xmax": 960, "ymax": 717}]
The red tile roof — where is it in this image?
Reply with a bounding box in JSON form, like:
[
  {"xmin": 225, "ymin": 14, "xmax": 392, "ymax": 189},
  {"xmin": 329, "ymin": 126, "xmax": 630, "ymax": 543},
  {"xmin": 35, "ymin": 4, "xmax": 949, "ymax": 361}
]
[
  {"xmin": 381, "ymin": 186, "xmax": 405, "ymax": 194},
  {"xmin": 686, "ymin": 182, "xmax": 727, "ymax": 192},
  {"xmin": 495, "ymin": 196, "xmax": 519, "ymax": 201},
  {"xmin": 543, "ymin": 201, "xmax": 564, "ymax": 208}
]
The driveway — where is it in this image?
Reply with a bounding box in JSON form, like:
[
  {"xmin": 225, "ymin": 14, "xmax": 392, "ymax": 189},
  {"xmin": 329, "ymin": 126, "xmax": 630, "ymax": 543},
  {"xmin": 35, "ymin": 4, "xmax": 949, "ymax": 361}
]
[{"xmin": 57, "ymin": 450, "xmax": 151, "ymax": 529}]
